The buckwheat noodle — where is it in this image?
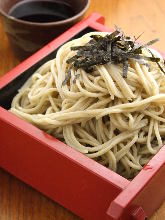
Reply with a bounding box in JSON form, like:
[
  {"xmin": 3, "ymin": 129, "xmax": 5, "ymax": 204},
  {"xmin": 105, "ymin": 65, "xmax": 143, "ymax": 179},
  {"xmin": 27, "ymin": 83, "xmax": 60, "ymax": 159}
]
[{"xmin": 10, "ymin": 32, "xmax": 165, "ymax": 179}]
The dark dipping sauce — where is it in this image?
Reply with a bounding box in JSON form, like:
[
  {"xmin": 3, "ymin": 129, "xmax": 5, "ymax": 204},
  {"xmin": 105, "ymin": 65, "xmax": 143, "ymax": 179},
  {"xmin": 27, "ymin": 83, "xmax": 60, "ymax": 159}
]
[{"xmin": 8, "ymin": 0, "xmax": 75, "ymax": 23}]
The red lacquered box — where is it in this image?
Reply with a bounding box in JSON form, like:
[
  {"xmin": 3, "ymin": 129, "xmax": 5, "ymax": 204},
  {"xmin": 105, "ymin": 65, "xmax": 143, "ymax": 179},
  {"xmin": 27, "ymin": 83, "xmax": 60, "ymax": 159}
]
[{"xmin": 1, "ymin": 13, "xmax": 165, "ymax": 220}]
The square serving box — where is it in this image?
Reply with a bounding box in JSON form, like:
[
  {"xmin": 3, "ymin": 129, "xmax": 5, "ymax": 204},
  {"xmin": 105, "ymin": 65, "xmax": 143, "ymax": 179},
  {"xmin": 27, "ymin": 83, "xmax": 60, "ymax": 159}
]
[{"xmin": 1, "ymin": 13, "xmax": 165, "ymax": 220}]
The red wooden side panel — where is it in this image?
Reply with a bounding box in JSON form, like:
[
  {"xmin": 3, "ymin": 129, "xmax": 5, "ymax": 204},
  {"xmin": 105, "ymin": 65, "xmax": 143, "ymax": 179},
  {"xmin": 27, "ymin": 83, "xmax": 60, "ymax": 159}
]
[
  {"xmin": 0, "ymin": 108, "xmax": 129, "ymax": 220},
  {"xmin": 107, "ymin": 145, "xmax": 165, "ymax": 220}
]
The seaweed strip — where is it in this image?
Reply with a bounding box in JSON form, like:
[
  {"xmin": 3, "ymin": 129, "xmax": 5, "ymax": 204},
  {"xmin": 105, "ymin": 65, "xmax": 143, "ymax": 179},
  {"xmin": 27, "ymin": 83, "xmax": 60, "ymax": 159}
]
[{"xmin": 62, "ymin": 27, "xmax": 164, "ymax": 84}]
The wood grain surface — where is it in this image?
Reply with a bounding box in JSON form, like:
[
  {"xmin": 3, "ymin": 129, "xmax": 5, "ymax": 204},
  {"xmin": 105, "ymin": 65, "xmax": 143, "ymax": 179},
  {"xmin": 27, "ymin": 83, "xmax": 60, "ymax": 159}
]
[{"xmin": 0, "ymin": 0, "xmax": 165, "ymax": 219}]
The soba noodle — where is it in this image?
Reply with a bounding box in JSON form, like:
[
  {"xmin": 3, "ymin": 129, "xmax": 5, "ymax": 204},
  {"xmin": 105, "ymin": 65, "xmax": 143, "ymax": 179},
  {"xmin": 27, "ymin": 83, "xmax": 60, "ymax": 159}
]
[{"xmin": 10, "ymin": 32, "xmax": 165, "ymax": 179}]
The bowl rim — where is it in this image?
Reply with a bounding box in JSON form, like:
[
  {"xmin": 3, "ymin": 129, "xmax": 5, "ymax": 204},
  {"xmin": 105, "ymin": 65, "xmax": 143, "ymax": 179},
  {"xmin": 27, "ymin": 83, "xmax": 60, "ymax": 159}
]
[{"xmin": 0, "ymin": 0, "xmax": 90, "ymax": 26}]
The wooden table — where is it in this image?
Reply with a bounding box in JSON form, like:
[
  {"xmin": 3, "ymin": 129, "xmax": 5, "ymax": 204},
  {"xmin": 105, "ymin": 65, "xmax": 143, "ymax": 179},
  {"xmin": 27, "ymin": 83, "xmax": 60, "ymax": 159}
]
[{"xmin": 0, "ymin": 0, "xmax": 165, "ymax": 219}]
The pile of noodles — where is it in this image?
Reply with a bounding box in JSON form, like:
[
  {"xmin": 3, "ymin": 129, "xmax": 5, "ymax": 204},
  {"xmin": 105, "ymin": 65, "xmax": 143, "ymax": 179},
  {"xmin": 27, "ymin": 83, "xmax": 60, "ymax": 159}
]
[{"xmin": 10, "ymin": 32, "xmax": 165, "ymax": 179}]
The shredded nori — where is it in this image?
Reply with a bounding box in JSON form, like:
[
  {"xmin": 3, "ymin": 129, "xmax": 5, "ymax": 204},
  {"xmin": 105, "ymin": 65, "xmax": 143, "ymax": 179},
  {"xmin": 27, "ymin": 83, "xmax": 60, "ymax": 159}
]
[
  {"xmin": 62, "ymin": 68, "xmax": 71, "ymax": 86},
  {"xmin": 62, "ymin": 28, "xmax": 164, "ymax": 85}
]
